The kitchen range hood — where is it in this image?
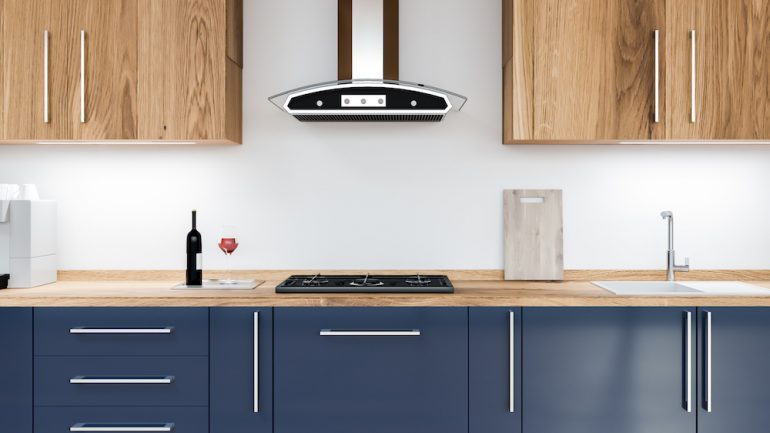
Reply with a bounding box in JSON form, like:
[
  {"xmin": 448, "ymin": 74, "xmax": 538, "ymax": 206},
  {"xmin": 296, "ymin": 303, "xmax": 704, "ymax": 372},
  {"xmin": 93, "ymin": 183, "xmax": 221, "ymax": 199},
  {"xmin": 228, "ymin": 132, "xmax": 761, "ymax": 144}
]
[{"xmin": 269, "ymin": 0, "xmax": 466, "ymax": 122}]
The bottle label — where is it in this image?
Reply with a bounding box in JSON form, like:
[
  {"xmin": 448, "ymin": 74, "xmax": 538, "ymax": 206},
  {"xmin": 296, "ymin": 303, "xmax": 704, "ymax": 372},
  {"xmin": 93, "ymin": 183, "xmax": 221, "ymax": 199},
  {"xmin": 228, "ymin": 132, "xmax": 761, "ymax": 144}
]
[{"xmin": 196, "ymin": 253, "xmax": 203, "ymax": 270}]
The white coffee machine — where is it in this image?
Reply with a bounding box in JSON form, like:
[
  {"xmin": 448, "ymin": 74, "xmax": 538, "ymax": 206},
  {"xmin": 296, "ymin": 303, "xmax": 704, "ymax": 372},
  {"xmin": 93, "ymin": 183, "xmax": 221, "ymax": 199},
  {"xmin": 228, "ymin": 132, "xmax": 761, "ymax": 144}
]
[{"xmin": 0, "ymin": 200, "xmax": 57, "ymax": 288}]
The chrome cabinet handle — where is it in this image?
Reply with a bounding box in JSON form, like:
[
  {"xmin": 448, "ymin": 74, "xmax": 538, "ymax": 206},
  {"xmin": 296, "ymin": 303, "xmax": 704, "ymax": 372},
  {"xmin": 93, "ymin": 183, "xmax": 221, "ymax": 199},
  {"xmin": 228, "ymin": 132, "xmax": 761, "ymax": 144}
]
[
  {"xmin": 70, "ymin": 423, "xmax": 174, "ymax": 432},
  {"xmin": 684, "ymin": 311, "xmax": 692, "ymax": 412},
  {"xmin": 44, "ymin": 30, "xmax": 50, "ymax": 124},
  {"xmin": 80, "ymin": 29, "xmax": 86, "ymax": 123},
  {"xmin": 654, "ymin": 29, "xmax": 660, "ymax": 123},
  {"xmin": 509, "ymin": 310, "xmax": 515, "ymax": 413},
  {"xmin": 319, "ymin": 329, "xmax": 420, "ymax": 336},
  {"xmin": 253, "ymin": 311, "xmax": 259, "ymax": 413},
  {"xmin": 705, "ymin": 310, "xmax": 712, "ymax": 412},
  {"xmin": 690, "ymin": 30, "xmax": 696, "ymax": 123},
  {"xmin": 70, "ymin": 376, "xmax": 174, "ymax": 384},
  {"xmin": 70, "ymin": 327, "xmax": 173, "ymax": 334}
]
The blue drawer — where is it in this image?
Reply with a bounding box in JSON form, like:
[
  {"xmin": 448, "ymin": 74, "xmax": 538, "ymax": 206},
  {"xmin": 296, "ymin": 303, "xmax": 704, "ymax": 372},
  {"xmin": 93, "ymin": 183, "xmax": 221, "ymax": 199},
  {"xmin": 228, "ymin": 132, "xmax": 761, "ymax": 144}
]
[
  {"xmin": 35, "ymin": 407, "xmax": 207, "ymax": 433},
  {"xmin": 35, "ymin": 308, "xmax": 208, "ymax": 356},
  {"xmin": 35, "ymin": 356, "xmax": 208, "ymax": 406}
]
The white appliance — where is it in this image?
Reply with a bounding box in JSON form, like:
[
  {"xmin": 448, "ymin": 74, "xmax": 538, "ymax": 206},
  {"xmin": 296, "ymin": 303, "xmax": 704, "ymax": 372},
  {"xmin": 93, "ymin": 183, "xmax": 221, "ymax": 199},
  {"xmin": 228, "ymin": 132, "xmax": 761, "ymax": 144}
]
[{"xmin": 0, "ymin": 200, "xmax": 57, "ymax": 288}]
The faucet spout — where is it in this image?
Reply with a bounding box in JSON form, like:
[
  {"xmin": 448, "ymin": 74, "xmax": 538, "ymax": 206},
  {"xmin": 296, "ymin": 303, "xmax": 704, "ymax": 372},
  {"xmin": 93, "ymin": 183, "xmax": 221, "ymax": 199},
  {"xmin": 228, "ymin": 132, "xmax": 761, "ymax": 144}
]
[{"xmin": 660, "ymin": 210, "xmax": 689, "ymax": 281}]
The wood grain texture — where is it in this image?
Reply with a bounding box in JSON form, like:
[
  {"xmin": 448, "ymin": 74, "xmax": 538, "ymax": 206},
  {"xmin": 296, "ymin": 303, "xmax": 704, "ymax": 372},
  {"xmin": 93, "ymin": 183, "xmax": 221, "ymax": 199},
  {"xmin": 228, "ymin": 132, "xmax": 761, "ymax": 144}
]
[
  {"xmin": 137, "ymin": 0, "xmax": 226, "ymax": 141},
  {"xmin": 530, "ymin": 0, "xmax": 666, "ymax": 141},
  {"xmin": 502, "ymin": 0, "xmax": 534, "ymax": 142},
  {"xmin": 2, "ymin": 277, "xmax": 770, "ymax": 307},
  {"xmin": 225, "ymin": 0, "xmax": 242, "ymax": 66},
  {"xmin": 224, "ymin": 57, "xmax": 241, "ymax": 143},
  {"xmin": 669, "ymin": 0, "xmax": 770, "ymax": 139},
  {"xmin": 504, "ymin": 190, "xmax": 563, "ymax": 280},
  {"xmin": 74, "ymin": 0, "xmax": 137, "ymax": 140}
]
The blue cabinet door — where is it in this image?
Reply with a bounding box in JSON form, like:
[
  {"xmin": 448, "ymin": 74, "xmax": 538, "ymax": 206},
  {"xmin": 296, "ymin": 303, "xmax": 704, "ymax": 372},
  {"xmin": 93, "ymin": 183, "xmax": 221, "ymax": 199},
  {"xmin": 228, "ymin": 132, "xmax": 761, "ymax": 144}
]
[
  {"xmin": 469, "ymin": 307, "xmax": 521, "ymax": 433},
  {"xmin": 274, "ymin": 307, "xmax": 467, "ymax": 433},
  {"xmin": 210, "ymin": 308, "xmax": 273, "ymax": 433},
  {"xmin": 697, "ymin": 308, "xmax": 770, "ymax": 433},
  {"xmin": 0, "ymin": 308, "xmax": 32, "ymax": 433},
  {"xmin": 523, "ymin": 307, "xmax": 696, "ymax": 433}
]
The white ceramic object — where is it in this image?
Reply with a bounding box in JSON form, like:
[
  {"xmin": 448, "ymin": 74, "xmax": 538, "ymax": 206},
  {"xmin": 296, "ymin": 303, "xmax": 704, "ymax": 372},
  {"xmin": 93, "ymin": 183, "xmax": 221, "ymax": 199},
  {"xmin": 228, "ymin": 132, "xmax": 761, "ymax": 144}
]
[
  {"xmin": 0, "ymin": 200, "xmax": 57, "ymax": 288},
  {"xmin": 594, "ymin": 280, "xmax": 770, "ymax": 296}
]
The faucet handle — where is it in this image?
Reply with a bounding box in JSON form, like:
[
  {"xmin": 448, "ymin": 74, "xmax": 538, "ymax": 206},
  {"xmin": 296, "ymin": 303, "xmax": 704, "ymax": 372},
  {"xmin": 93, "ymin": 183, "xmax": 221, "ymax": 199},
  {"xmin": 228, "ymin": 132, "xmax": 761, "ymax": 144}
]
[{"xmin": 683, "ymin": 257, "xmax": 690, "ymax": 271}]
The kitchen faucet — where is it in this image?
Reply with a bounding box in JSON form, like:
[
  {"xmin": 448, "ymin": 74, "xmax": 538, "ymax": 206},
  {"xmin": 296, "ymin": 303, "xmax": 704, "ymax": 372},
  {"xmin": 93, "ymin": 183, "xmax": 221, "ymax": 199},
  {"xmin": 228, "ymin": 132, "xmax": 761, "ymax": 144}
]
[{"xmin": 660, "ymin": 211, "xmax": 690, "ymax": 281}]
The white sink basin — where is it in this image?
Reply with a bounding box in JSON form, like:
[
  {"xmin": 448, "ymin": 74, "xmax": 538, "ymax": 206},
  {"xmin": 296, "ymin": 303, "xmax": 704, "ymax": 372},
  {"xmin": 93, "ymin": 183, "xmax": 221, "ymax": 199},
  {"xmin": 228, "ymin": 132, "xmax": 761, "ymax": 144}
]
[{"xmin": 594, "ymin": 281, "xmax": 770, "ymax": 296}]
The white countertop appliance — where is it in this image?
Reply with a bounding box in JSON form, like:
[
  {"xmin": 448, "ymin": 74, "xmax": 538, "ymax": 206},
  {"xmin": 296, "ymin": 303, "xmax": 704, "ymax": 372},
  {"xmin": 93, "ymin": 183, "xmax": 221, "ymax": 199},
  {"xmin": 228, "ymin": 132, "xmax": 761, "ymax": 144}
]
[{"xmin": 0, "ymin": 200, "xmax": 57, "ymax": 288}]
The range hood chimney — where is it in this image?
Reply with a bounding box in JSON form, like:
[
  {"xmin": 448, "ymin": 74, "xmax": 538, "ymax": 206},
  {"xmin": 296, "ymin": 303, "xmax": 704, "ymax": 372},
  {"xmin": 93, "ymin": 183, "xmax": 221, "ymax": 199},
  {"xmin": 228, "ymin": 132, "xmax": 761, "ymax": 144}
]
[{"xmin": 269, "ymin": 0, "xmax": 466, "ymax": 122}]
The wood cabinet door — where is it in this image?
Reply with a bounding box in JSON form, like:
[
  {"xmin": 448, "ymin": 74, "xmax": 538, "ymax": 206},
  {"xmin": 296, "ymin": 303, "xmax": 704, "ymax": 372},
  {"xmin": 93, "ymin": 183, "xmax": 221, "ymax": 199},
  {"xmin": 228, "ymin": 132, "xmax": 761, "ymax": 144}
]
[
  {"xmin": 73, "ymin": 0, "xmax": 137, "ymax": 140},
  {"xmin": 137, "ymin": 0, "xmax": 226, "ymax": 141},
  {"xmin": 669, "ymin": 0, "xmax": 770, "ymax": 140},
  {"xmin": 2, "ymin": 0, "xmax": 77, "ymax": 140},
  {"xmin": 523, "ymin": 307, "xmax": 696, "ymax": 433}
]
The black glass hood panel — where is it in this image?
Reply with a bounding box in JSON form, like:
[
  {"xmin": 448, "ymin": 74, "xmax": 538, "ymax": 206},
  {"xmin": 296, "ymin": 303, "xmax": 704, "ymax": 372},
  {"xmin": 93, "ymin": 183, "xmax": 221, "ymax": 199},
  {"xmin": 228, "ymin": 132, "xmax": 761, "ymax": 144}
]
[{"xmin": 287, "ymin": 86, "xmax": 449, "ymax": 111}]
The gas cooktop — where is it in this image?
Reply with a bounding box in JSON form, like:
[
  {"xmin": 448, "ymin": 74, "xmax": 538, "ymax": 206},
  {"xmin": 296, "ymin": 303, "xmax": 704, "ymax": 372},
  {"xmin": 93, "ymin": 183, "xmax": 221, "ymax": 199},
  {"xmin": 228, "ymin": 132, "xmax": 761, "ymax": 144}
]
[{"xmin": 275, "ymin": 274, "xmax": 454, "ymax": 293}]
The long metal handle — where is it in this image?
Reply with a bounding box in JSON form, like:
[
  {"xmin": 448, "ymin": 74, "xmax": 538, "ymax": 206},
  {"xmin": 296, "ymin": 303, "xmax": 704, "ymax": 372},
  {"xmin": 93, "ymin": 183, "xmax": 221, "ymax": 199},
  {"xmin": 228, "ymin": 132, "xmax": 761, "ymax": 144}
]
[
  {"xmin": 705, "ymin": 310, "xmax": 712, "ymax": 412},
  {"xmin": 509, "ymin": 310, "xmax": 515, "ymax": 413},
  {"xmin": 684, "ymin": 311, "xmax": 692, "ymax": 412},
  {"xmin": 44, "ymin": 30, "xmax": 50, "ymax": 123},
  {"xmin": 319, "ymin": 329, "xmax": 420, "ymax": 336},
  {"xmin": 70, "ymin": 327, "xmax": 173, "ymax": 334},
  {"xmin": 654, "ymin": 30, "xmax": 660, "ymax": 123},
  {"xmin": 253, "ymin": 311, "xmax": 259, "ymax": 413},
  {"xmin": 70, "ymin": 376, "xmax": 174, "ymax": 384},
  {"xmin": 690, "ymin": 30, "xmax": 696, "ymax": 123},
  {"xmin": 80, "ymin": 29, "xmax": 86, "ymax": 123},
  {"xmin": 70, "ymin": 423, "xmax": 174, "ymax": 432}
]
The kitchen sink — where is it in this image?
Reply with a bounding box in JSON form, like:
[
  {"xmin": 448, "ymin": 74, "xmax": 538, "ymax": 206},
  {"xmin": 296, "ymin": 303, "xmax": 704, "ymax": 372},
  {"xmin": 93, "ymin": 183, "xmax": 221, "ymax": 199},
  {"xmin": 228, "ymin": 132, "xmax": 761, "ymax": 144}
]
[{"xmin": 594, "ymin": 281, "xmax": 770, "ymax": 296}]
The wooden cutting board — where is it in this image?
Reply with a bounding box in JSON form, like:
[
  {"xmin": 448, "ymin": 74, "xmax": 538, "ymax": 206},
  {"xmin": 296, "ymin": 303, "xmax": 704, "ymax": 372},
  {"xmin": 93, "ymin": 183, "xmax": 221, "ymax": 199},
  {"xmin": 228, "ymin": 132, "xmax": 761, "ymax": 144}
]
[{"xmin": 504, "ymin": 189, "xmax": 564, "ymax": 281}]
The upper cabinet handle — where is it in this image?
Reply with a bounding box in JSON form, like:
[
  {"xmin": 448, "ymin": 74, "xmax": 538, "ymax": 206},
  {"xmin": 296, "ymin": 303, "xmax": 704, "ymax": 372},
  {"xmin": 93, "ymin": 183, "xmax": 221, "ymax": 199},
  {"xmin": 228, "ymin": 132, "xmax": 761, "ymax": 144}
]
[
  {"xmin": 654, "ymin": 30, "xmax": 660, "ymax": 124},
  {"xmin": 80, "ymin": 30, "xmax": 86, "ymax": 123},
  {"xmin": 44, "ymin": 30, "xmax": 50, "ymax": 124},
  {"xmin": 319, "ymin": 330, "xmax": 420, "ymax": 336},
  {"xmin": 253, "ymin": 311, "xmax": 260, "ymax": 413},
  {"xmin": 69, "ymin": 327, "xmax": 173, "ymax": 334},
  {"xmin": 690, "ymin": 30, "xmax": 697, "ymax": 123},
  {"xmin": 509, "ymin": 310, "xmax": 515, "ymax": 413}
]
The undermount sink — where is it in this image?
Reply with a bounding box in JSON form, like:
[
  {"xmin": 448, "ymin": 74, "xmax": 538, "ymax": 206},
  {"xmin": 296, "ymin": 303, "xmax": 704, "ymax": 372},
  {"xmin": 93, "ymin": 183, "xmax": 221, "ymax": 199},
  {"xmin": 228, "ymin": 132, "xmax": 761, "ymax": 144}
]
[{"xmin": 594, "ymin": 281, "xmax": 770, "ymax": 296}]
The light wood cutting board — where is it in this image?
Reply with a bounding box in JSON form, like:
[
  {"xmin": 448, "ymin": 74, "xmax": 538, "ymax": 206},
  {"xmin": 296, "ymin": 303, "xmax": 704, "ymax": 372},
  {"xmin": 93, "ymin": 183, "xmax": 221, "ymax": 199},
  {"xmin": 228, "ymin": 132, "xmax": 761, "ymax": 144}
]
[{"xmin": 504, "ymin": 189, "xmax": 564, "ymax": 281}]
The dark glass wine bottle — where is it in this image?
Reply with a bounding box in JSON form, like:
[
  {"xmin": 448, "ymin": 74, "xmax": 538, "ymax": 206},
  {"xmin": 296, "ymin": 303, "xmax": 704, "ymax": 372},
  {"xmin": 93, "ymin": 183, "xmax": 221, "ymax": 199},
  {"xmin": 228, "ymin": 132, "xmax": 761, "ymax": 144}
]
[{"xmin": 186, "ymin": 210, "xmax": 202, "ymax": 286}]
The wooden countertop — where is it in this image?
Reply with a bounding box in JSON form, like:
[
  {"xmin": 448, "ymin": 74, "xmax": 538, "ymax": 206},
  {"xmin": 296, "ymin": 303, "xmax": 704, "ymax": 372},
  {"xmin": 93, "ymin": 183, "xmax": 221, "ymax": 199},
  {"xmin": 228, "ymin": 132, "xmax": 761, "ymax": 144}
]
[{"xmin": 1, "ymin": 270, "xmax": 770, "ymax": 307}]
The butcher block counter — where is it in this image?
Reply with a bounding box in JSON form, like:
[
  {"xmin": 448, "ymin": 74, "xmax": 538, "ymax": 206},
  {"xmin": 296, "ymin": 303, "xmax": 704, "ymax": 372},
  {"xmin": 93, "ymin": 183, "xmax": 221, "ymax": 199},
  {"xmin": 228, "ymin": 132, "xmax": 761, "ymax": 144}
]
[{"xmin": 1, "ymin": 270, "xmax": 770, "ymax": 307}]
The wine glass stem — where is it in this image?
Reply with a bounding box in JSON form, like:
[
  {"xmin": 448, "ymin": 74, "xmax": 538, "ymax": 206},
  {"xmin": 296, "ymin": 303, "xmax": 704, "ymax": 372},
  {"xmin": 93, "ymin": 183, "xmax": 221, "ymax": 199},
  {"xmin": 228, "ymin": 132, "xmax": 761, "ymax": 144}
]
[{"xmin": 226, "ymin": 253, "xmax": 231, "ymax": 282}]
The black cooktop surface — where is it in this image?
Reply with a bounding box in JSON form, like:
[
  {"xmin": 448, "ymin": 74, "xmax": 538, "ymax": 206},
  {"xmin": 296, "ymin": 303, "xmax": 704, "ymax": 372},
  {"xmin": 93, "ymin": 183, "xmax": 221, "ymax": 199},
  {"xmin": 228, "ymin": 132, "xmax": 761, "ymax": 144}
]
[{"xmin": 275, "ymin": 274, "xmax": 454, "ymax": 293}]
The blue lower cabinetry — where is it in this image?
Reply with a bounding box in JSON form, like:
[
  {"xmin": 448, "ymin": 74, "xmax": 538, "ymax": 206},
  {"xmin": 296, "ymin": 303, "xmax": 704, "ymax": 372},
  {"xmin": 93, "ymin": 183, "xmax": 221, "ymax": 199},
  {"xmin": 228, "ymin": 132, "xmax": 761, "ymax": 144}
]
[
  {"xmin": 210, "ymin": 308, "xmax": 273, "ymax": 433},
  {"xmin": 35, "ymin": 407, "xmax": 208, "ymax": 433},
  {"xmin": 522, "ymin": 307, "xmax": 697, "ymax": 433},
  {"xmin": 0, "ymin": 308, "xmax": 33, "ymax": 433},
  {"xmin": 274, "ymin": 307, "xmax": 468, "ymax": 433}
]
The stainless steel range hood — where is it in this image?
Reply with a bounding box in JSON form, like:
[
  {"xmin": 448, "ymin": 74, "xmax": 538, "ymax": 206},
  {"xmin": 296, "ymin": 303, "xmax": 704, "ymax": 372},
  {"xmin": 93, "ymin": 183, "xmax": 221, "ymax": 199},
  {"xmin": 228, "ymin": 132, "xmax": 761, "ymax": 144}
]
[{"xmin": 269, "ymin": 0, "xmax": 466, "ymax": 122}]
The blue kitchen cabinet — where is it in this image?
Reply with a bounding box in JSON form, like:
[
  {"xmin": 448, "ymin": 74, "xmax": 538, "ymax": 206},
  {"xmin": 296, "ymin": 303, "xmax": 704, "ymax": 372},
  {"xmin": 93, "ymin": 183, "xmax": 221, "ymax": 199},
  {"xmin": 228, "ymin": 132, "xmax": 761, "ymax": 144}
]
[
  {"xmin": 274, "ymin": 307, "xmax": 468, "ymax": 433},
  {"xmin": 523, "ymin": 307, "xmax": 696, "ymax": 433},
  {"xmin": 0, "ymin": 308, "xmax": 32, "ymax": 433},
  {"xmin": 469, "ymin": 307, "xmax": 521, "ymax": 433},
  {"xmin": 697, "ymin": 308, "xmax": 770, "ymax": 433},
  {"xmin": 210, "ymin": 308, "xmax": 273, "ymax": 433}
]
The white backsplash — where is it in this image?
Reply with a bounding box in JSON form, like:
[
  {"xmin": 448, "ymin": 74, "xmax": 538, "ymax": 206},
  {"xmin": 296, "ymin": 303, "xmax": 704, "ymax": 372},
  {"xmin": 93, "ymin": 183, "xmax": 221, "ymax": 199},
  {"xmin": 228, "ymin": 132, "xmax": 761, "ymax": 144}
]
[{"xmin": 0, "ymin": 0, "xmax": 768, "ymax": 270}]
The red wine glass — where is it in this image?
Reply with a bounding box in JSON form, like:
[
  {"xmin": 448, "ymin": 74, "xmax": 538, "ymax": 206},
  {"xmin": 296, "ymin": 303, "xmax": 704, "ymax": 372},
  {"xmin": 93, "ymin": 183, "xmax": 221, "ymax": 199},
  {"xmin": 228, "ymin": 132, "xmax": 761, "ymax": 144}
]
[{"xmin": 218, "ymin": 226, "xmax": 239, "ymax": 284}]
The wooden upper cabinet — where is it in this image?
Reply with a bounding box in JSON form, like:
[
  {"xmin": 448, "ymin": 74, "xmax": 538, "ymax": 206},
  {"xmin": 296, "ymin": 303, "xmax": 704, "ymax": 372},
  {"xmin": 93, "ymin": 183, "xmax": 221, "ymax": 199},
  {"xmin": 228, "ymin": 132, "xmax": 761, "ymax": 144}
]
[
  {"xmin": 504, "ymin": 0, "xmax": 666, "ymax": 143},
  {"xmin": 669, "ymin": 0, "xmax": 770, "ymax": 140},
  {"xmin": 137, "ymin": 0, "xmax": 242, "ymax": 143}
]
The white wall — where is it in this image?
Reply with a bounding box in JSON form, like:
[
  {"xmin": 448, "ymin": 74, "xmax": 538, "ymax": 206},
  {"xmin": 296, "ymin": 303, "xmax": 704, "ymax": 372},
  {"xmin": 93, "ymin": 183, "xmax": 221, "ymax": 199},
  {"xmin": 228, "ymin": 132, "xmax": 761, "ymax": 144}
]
[{"xmin": 1, "ymin": 0, "xmax": 769, "ymax": 271}]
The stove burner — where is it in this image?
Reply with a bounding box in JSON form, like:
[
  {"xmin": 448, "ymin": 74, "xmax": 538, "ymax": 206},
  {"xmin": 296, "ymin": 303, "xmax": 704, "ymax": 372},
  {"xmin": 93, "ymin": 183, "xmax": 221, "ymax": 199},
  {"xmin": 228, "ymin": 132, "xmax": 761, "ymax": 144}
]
[
  {"xmin": 302, "ymin": 274, "xmax": 329, "ymax": 286},
  {"xmin": 405, "ymin": 275, "xmax": 432, "ymax": 286},
  {"xmin": 350, "ymin": 274, "xmax": 384, "ymax": 287}
]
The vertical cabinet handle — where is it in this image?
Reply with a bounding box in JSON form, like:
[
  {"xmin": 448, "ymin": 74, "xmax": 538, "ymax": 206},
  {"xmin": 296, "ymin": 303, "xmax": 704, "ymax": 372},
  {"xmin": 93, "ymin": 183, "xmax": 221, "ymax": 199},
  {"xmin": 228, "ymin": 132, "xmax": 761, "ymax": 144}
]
[
  {"xmin": 690, "ymin": 30, "xmax": 697, "ymax": 123},
  {"xmin": 43, "ymin": 30, "xmax": 50, "ymax": 124},
  {"xmin": 509, "ymin": 310, "xmax": 515, "ymax": 413},
  {"xmin": 654, "ymin": 30, "xmax": 660, "ymax": 123},
  {"xmin": 80, "ymin": 30, "xmax": 86, "ymax": 123},
  {"xmin": 253, "ymin": 311, "xmax": 259, "ymax": 413},
  {"xmin": 684, "ymin": 311, "xmax": 692, "ymax": 412},
  {"xmin": 704, "ymin": 310, "xmax": 712, "ymax": 412}
]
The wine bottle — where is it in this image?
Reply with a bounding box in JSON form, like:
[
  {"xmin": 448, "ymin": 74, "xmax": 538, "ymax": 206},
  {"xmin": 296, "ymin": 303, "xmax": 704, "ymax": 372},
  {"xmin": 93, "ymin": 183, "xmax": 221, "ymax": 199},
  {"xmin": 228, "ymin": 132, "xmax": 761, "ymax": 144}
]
[{"xmin": 186, "ymin": 210, "xmax": 202, "ymax": 285}]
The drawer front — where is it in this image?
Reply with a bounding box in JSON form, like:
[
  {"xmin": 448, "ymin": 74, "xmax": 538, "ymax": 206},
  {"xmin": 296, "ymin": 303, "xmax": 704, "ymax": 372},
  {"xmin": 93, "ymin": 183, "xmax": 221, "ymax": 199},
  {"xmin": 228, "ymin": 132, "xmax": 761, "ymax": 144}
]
[
  {"xmin": 35, "ymin": 357, "xmax": 208, "ymax": 406},
  {"xmin": 35, "ymin": 407, "xmax": 207, "ymax": 433},
  {"xmin": 274, "ymin": 307, "xmax": 468, "ymax": 433},
  {"xmin": 35, "ymin": 308, "xmax": 208, "ymax": 356}
]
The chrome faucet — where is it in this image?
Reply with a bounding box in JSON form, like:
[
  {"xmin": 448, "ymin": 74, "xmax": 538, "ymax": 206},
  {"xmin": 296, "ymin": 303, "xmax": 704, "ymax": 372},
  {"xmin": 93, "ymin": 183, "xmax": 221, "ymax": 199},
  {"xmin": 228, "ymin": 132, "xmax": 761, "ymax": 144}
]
[{"xmin": 661, "ymin": 211, "xmax": 690, "ymax": 281}]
